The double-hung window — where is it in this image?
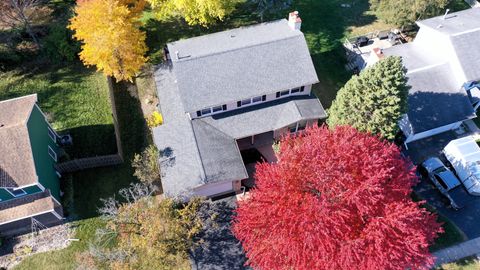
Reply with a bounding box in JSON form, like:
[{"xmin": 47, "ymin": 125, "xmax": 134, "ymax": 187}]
[
  {"xmin": 48, "ymin": 145, "xmax": 57, "ymax": 162},
  {"xmin": 201, "ymin": 108, "xmax": 212, "ymax": 116},
  {"xmin": 6, "ymin": 188, "xmax": 27, "ymax": 197},
  {"xmin": 280, "ymin": 90, "xmax": 290, "ymax": 97},
  {"xmin": 241, "ymin": 98, "xmax": 252, "ymax": 106},
  {"xmin": 196, "ymin": 104, "xmax": 227, "ymax": 117},
  {"xmin": 252, "ymin": 96, "xmax": 262, "ymax": 103},
  {"xmin": 48, "ymin": 127, "xmax": 57, "ymax": 143},
  {"xmin": 212, "ymin": 106, "xmax": 223, "ymax": 113},
  {"xmin": 291, "ymin": 88, "xmax": 300, "ymax": 94}
]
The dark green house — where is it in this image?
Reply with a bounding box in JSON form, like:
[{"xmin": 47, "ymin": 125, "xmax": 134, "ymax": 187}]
[{"xmin": 0, "ymin": 94, "xmax": 63, "ymax": 236}]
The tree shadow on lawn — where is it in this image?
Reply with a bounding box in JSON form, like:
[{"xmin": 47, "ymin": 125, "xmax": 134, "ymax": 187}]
[
  {"xmin": 142, "ymin": 1, "xmax": 260, "ymax": 64},
  {"xmin": 296, "ymin": 0, "xmax": 377, "ymax": 108},
  {"xmin": 61, "ymin": 124, "xmax": 117, "ymax": 158},
  {"xmin": 70, "ymin": 80, "xmax": 149, "ymax": 220}
]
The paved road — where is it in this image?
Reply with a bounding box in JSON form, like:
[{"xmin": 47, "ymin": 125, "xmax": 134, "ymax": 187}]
[
  {"xmin": 415, "ymin": 178, "xmax": 480, "ymax": 239},
  {"xmin": 434, "ymin": 237, "xmax": 480, "ymax": 266}
]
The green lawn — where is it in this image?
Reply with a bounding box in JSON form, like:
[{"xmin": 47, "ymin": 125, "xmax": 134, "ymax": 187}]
[
  {"xmin": 430, "ymin": 214, "xmax": 467, "ymax": 252},
  {"xmin": 437, "ymin": 256, "xmax": 480, "ymax": 270},
  {"xmin": 0, "ymin": 64, "xmax": 116, "ymax": 158},
  {"xmin": 5, "ymin": 69, "xmax": 147, "ymax": 269},
  {"xmin": 141, "ymin": 0, "xmax": 358, "ymax": 108},
  {"xmin": 411, "ymin": 193, "xmax": 467, "ymax": 252},
  {"xmin": 5, "ymin": 0, "xmax": 471, "ymax": 268}
]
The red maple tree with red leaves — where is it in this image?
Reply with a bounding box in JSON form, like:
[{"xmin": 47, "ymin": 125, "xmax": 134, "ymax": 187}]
[{"xmin": 232, "ymin": 125, "xmax": 442, "ymax": 270}]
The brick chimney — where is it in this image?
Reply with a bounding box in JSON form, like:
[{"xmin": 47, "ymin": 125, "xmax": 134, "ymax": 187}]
[{"xmin": 288, "ymin": 11, "xmax": 302, "ymax": 30}]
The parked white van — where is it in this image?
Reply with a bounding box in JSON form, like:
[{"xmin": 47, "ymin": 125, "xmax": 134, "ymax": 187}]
[{"xmin": 443, "ymin": 136, "xmax": 480, "ymax": 196}]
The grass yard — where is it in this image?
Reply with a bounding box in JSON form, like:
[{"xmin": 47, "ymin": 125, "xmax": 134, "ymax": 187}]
[
  {"xmin": 13, "ymin": 218, "xmax": 104, "ymax": 270},
  {"xmin": 8, "ymin": 72, "xmax": 147, "ymax": 268},
  {"xmin": 4, "ymin": 0, "xmax": 472, "ymax": 268},
  {"xmin": 437, "ymin": 256, "xmax": 480, "ymax": 270},
  {"xmin": 411, "ymin": 193, "xmax": 467, "ymax": 252},
  {"xmin": 430, "ymin": 214, "xmax": 467, "ymax": 252},
  {"xmin": 0, "ymin": 64, "xmax": 116, "ymax": 158},
  {"xmin": 140, "ymin": 0, "xmax": 471, "ymax": 108},
  {"xmin": 141, "ymin": 0, "xmax": 360, "ymax": 108}
]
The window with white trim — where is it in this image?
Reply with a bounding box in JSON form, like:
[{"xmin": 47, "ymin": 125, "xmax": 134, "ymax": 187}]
[
  {"xmin": 6, "ymin": 188, "xmax": 27, "ymax": 197},
  {"xmin": 212, "ymin": 105, "xmax": 223, "ymax": 113},
  {"xmin": 196, "ymin": 104, "xmax": 227, "ymax": 117},
  {"xmin": 201, "ymin": 108, "xmax": 212, "ymax": 115},
  {"xmin": 291, "ymin": 88, "xmax": 301, "ymax": 94},
  {"xmin": 48, "ymin": 145, "xmax": 57, "ymax": 162},
  {"xmin": 252, "ymin": 96, "xmax": 262, "ymax": 103},
  {"xmin": 280, "ymin": 90, "xmax": 290, "ymax": 96},
  {"xmin": 237, "ymin": 95, "xmax": 264, "ymax": 108},
  {"xmin": 241, "ymin": 98, "xmax": 252, "ymax": 106},
  {"xmin": 276, "ymin": 86, "xmax": 306, "ymax": 99},
  {"xmin": 48, "ymin": 126, "xmax": 57, "ymax": 143}
]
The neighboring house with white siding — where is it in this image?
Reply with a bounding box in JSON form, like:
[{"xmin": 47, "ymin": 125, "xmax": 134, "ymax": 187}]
[
  {"xmin": 367, "ymin": 8, "xmax": 480, "ymax": 146},
  {"xmin": 153, "ymin": 12, "xmax": 326, "ymax": 199}
]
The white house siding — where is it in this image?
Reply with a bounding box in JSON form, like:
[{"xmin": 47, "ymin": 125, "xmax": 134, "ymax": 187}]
[
  {"xmin": 187, "ymin": 85, "xmax": 312, "ymax": 119},
  {"xmin": 273, "ymin": 119, "xmax": 317, "ymax": 139},
  {"xmin": 193, "ymin": 180, "xmax": 234, "ymax": 198},
  {"xmin": 404, "ymin": 121, "xmax": 463, "ymax": 144}
]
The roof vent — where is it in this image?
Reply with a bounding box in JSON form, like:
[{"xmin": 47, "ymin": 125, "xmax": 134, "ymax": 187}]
[
  {"xmin": 443, "ymin": 9, "xmax": 450, "ymax": 20},
  {"xmin": 0, "ymin": 124, "xmax": 4, "ymax": 128},
  {"xmin": 175, "ymin": 51, "xmax": 179, "ymax": 60}
]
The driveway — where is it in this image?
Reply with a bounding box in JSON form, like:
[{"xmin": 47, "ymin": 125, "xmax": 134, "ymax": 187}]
[
  {"xmin": 415, "ymin": 178, "xmax": 480, "ymax": 239},
  {"xmin": 408, "ymin": 129, "xmax": 480, "ymax": 239},
  {"xmin": 406, "ymin": 131, "xmax": 457, "ymax": 165}
]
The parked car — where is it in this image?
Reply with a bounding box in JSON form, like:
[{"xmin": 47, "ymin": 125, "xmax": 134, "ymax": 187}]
[{"xmin": 418, "ymin": 157, "xmax": 471, "ymax": 210}]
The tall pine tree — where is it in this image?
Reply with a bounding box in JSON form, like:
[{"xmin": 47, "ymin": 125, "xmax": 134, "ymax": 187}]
[{"xmin": 327, "ymin": 56, "xmax": 409, "ymax": 140}]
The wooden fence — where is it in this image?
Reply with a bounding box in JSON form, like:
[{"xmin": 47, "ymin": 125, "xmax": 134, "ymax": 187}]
[{"xmin": 55, "ymin": 154, "xmax": 123, "ymax": 174}]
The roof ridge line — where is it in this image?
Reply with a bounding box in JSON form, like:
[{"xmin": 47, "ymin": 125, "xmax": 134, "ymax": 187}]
[
  {"xmin": 187, "ymin": 120, "xmax": 208, "ymax": 183},
  {"xmin": 173, "ymin": 34, "xmax": 303, "ymax": 64},
  {"xmin": 194, "ymin": 118, "xmax": 236, "ymax": 140},
  {"xmin": 407, "ymin": 62, "xmax": 449, "ymax": 74},
  {"xmin": 192, "ymin": 119, "xmax": 248, "ymax": 181},
  {"xmin": 273, "ymin": 99, "xmax": 302, "ymax": 128},
  {"xmin": 451, "ymin": 26, "xmax": 480, "ymax": 37}
]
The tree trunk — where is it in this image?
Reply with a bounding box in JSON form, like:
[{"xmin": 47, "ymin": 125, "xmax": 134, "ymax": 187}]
[{"xmin": 24, "ymin": 21, "xmax": 40, "ymax": 47}]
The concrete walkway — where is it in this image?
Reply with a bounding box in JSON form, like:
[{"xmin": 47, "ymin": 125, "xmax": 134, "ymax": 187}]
[{"xmin": 434, "ymin": 237, "xmax": 480, "ymax": 266}]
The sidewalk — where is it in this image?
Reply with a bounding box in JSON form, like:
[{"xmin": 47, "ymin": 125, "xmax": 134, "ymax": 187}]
[{"xmin": 434, "ymin": 237, "xmax": 480, "ymax": 266}]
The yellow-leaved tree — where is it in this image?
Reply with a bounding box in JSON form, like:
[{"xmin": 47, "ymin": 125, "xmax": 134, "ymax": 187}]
[
  {"xmin": 69, "ymin": 0, "xmax": 148, "ymax": 82},
  {"xmin": 147, "ymin": 0, "xmax": 238, "ymax": 26}
]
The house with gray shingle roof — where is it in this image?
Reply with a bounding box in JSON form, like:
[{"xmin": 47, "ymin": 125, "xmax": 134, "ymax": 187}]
[
  {"xmin": 367, "ymin": 8, "xmax": 480, "ymax": 146},
  {"xmin": 0, "ymin": 94, "xmax": 63, "ymax": 236},
  {"xmin": 153, "ymin": 12, "xmax": 326, "ymax": 199}
]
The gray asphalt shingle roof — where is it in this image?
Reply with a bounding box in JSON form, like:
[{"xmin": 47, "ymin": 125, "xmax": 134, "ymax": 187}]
[
  {"xmin": 417, "ymin": 8, "xmax": 480, "ymax": 36},
  {"xmin": 167, "ymin": 19, "xmax": 319, "ymax": 112},
  {"xmin": 153, "ymin": 65, "xmax": 206, "ymax": 198},
  {"xmin": 198, "ymin": 95, "xmax": 325, "ymax": 139},
  {"xmin": 406, "ymin": 64, "xmax": 475, "ymax": 133},
  {"xmin": 154, "ymin": 19, "xmax": 325, "ymax": 198},
  {"xmin": 0, "ymin": 95, "xmax": 39, "ymax": 188},
  {"xmin": 382, "ymin": 8, "xmax": 480, "ymax": 134},
  {"xmin": 191, "ymin": 121, "xmax": 248, "ymax": 184},
  {"xmin": 153, "ymin": 67, "xmax": 325, "ymax": 198}
]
